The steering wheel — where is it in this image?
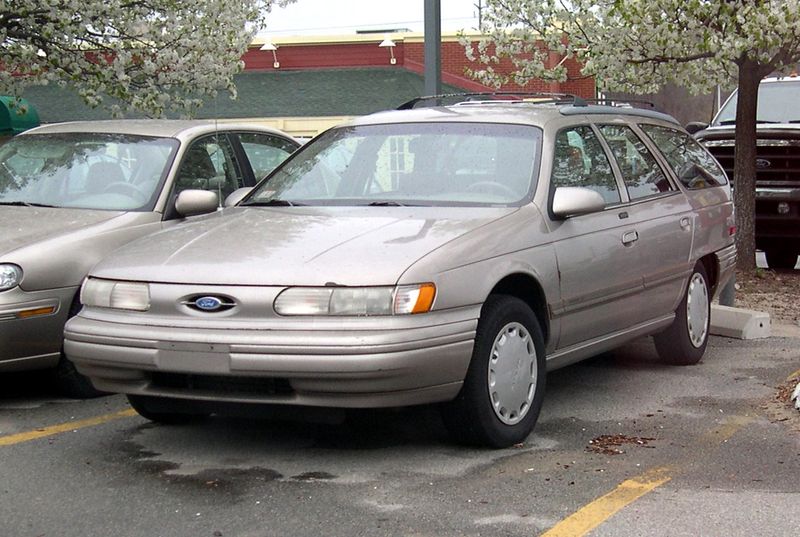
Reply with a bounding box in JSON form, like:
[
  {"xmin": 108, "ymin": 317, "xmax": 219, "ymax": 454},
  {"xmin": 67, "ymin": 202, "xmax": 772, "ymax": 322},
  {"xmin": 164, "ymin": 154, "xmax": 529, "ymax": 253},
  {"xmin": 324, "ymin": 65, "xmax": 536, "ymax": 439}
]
[
  {"xmin": 466, "ymin": 181, "xmax": 518, "ymax": 199},
  {"xmin": 103, "ymin": 181, "xmax": 148, "ymax": 203}
]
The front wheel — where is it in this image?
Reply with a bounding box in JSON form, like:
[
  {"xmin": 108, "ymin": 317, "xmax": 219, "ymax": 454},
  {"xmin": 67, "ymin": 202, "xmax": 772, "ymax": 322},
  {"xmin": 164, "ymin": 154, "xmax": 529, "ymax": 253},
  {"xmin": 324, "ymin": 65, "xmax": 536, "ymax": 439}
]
[
  {"xmin": 654, "ymin": 262, "xmax": 710, "ymax": 365},
  {"xmin": 441, "ymin": 295, "xmax": 546, "ymax": 448}
]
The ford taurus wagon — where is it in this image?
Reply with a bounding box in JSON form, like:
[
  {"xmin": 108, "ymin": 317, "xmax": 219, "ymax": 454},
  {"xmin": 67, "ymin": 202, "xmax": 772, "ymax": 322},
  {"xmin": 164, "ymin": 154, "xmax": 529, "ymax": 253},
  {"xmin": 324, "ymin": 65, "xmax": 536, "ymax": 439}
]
[
  {"xmin": 64, "ymin": 96, "xmax": 736, "ymax": 446},
  {"xmin": 0, "ymin": 120, "xmax": 298, "ymax": 396}
]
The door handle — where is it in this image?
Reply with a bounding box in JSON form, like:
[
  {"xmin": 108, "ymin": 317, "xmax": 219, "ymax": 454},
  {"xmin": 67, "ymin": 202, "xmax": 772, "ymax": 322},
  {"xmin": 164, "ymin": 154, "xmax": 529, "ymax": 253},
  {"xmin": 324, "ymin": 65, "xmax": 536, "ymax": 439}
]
[
  {"xmin": 680, "ymin": 216, "xmax": 691, "ymax": 229},
  {"xmin": 622, "ymin": 230, "xmax": 639, "ymax": 245}
]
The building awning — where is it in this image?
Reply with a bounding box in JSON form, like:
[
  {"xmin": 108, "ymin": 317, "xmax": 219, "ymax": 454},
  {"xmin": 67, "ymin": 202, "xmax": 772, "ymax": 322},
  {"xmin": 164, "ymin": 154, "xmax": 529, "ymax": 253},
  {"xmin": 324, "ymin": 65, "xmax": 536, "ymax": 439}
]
[{"xmin": 0, "ymin": 96, "xmax": 40, "ymax": 135}]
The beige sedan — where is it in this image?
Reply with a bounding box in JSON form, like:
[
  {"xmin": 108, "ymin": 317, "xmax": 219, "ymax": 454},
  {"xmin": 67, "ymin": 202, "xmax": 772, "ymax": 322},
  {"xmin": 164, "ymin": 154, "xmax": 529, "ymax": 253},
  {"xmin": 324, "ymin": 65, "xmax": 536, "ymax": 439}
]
[{"xmin": 64, "ymin": 98, "xmax": 735, "ymax": 446}]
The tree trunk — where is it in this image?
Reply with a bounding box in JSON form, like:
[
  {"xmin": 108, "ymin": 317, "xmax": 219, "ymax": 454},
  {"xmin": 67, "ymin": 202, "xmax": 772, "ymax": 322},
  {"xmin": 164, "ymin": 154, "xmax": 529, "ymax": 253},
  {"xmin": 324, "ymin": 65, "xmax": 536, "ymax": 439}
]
[{"xmin": 733, "ymin": 60, "xmax": 761, "ymax": 273}]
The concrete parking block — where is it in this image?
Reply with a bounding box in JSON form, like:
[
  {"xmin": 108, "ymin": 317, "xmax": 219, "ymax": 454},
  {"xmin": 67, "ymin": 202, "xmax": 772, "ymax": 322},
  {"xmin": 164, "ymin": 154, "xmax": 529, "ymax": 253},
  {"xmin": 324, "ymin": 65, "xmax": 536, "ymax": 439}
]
[{"xmin": 710, "ymin": 304, "xmax": 771, "ymax": 339}]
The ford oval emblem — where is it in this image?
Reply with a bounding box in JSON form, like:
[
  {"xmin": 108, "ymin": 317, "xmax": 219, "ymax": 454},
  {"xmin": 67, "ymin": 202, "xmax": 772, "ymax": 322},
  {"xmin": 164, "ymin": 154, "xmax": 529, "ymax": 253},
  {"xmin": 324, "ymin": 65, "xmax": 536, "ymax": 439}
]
[
  {"xmin": 755, "ymin": 158, "xmax": 771, "ymax": 169},
  {"xmin": 194, "ymin": 296, "xmax": 223, "ymax": 311}
]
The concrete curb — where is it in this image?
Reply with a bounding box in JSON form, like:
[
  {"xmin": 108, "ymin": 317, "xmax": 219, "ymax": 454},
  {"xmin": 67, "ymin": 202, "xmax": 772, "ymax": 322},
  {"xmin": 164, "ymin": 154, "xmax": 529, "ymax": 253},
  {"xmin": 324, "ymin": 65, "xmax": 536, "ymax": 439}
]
[{"xmin": 710, "ymin": 304, "xmax": 771, "ymax": 339}]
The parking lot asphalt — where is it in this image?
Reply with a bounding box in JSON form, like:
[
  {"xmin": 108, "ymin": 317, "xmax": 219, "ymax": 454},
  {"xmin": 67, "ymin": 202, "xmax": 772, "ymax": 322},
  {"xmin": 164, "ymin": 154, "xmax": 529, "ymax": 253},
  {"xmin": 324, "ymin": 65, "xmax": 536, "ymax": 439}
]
[{"xmin": 1, "ymin": 331, "xmax": 799, "ymax": 537}]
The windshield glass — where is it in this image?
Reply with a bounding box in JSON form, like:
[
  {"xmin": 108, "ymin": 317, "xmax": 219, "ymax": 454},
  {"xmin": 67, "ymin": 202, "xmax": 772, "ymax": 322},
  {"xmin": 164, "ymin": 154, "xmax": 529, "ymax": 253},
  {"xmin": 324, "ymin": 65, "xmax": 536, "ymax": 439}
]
[
  {"xmin": 245, "ymin": 122, "xmax": 541, "ymax": 207},
  {"xmin": 714, "ymin": 79, "xmax": 800, "ymax": 125},
  {"xmin": 0, "ymin": 133, "xmax": 178, "ymax": 210}
]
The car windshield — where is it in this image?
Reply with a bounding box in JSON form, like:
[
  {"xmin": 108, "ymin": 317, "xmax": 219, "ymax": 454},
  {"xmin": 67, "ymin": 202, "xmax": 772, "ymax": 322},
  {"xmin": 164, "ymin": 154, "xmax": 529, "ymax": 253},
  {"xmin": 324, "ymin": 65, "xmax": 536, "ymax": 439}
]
[
  {"xmin": 244, "ymin": 122, "xmax": 542, "ymax": 207},
  {"xmin": 713, "ymin": 79, "xmax": 800, "ymax": 125},
  {"xmin": 0, "ymin": 133, "xmax": 179, "ymax": 211}
]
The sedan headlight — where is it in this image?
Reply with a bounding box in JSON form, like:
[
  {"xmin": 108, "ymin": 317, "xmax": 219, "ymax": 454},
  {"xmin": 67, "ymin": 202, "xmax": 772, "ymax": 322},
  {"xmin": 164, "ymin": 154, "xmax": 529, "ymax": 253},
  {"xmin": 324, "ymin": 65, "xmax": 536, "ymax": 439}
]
[
  {"xmin": 274, "ymin": 283, "xmax": 436, "ymax": 316},
  {"xmin": 81, "ymin": 278, "xmax": 150, "ymax": 311},
  {"xmin": 0, "ymin": 264, "xmax": 22, "ymax": 291}
]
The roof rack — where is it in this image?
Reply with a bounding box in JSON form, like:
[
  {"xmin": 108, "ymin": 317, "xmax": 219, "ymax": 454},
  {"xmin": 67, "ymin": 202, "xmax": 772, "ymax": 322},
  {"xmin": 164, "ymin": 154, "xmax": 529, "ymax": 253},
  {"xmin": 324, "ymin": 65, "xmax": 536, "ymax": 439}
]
[
  {"xmin": 581, "ymin": 98, "xmax": 657, "ymax": 110},
  {"xmin": 396, "ymin": 92, "xmax": 588, "ymax": 110}
]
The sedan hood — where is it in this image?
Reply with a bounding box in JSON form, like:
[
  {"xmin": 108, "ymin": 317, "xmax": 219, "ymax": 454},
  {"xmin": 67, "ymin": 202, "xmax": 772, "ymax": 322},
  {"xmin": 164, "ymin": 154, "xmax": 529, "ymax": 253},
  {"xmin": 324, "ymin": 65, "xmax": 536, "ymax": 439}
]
[
  {"xmin": 91, "ymin": 206, "xmax": 517, "ymax": 286},
  {"xmin": 0, "ymin": 206, "xmax": 123, "ymax": 255}
]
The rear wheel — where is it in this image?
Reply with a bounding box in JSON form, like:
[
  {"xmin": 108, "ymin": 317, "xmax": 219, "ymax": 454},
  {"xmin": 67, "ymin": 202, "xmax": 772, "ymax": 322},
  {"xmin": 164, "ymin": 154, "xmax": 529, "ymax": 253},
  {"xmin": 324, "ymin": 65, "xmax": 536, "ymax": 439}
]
[
  {"xmin": 764, "ymin": 249, "xmax": 798, "ymax": 270},
  {"xmin": 654, "ymin": 262, "xmax": 710, "ymax": 365},
  {"xmin": 127, "ymin": 394, "xmax": 208, "ymax": 424},
  {"xmin": 442, "ymin": 295, "xmax": 546, "ymax": 448}
]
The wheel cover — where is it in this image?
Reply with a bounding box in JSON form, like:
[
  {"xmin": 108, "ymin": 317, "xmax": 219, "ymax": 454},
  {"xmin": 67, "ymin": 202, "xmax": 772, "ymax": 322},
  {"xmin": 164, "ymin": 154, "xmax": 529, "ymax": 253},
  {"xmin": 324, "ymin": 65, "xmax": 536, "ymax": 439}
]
[
  {"xmin": 686, "ymin": 272, "xmax": 709, "ymax": 348},
  {"xmin": 487, "ymin": 322, "xmax": 538, "ymax": 425}
]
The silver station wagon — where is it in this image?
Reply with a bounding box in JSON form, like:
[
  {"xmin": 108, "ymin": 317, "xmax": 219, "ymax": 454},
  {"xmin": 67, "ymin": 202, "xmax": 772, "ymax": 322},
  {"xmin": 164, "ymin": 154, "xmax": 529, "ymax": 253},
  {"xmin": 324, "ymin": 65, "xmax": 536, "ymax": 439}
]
[
  {"xmin": 0, "ymin": 120, "xmax": 298, "ymax": 396},
  {"xmin": 64, "ymin": 96, "xmax": 736, "ymax": 446}
]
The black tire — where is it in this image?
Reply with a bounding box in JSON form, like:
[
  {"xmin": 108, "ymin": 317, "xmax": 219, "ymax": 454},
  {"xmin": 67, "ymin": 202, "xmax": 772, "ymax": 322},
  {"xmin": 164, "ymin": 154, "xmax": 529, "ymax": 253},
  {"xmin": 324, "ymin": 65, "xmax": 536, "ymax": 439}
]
[
  {"xmin": 127, "ymin": 394, "xmax": 208, "ymax": 425},
  {"xmin": 764, "ymin": 249, "xmax": 798, "ymax": 270},
  {"xmin": 53, "ymin": 298, "xmax": 106, "ymax": 399},
  {"xmin": 654, "ymin": 262, "xmax": 710, "ymax": 365},
  {"xmin": 441, "ymin": 295, "xmax": 546, "ymax": 448}
]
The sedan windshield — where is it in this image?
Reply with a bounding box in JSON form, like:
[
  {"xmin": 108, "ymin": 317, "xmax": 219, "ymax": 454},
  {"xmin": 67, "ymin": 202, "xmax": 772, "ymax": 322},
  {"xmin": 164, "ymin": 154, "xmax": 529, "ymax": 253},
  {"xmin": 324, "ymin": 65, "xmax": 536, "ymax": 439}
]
[
  {"xmin": 244, "ymin": 122, "xmax": 542, "ymax": 207},
  {"xmin": 714, "ymin": 79, "xmax": 800, "ymax": 125},
  {"xmin": 0, "ymin": 133, "xmax": 178, "ymax": 211}
]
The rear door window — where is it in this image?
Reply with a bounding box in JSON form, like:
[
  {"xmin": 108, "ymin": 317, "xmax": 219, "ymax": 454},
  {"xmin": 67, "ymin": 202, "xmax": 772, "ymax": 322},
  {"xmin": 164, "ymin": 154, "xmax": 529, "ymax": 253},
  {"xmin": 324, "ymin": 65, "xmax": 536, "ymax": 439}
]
[{"xmin": 639, "ymin": 124, "xmax": 728, "ymax": 189}]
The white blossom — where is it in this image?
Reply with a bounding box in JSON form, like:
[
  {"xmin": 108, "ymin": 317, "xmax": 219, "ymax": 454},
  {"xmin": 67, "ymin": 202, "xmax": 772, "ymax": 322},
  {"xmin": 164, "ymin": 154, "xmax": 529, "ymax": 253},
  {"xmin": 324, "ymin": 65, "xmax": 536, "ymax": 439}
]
[
  {"xmin": 465, "ymin": 0, "xmax": 800, "ymax": 94},
  {"xmin": 0, "ymin": 0, "xmax": 294, "ymax": 117}
]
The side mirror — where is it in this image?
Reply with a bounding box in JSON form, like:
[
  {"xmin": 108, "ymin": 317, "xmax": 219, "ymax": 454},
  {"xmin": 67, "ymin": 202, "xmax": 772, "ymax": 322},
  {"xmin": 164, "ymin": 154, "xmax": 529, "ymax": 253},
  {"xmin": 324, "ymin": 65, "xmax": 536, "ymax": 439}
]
[
  {"xmin": 685, "ymin": 121, "xmax": 709, "ymax": 135},
  {"xmin": 224, "ymin": 187, "xmax": 253, "ymax": 207},
  {"xmin": 175, "ymin": 189, "xmax": 219, "ymax": 217},
  {"xmin": 551, "ymin": 187, "xmax": 606, "ymax": 219}
]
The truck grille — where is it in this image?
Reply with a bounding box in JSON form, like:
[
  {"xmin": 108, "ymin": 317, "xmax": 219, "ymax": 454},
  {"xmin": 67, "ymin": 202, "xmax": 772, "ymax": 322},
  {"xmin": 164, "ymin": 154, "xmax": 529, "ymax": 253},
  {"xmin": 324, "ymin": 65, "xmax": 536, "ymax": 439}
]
[{"xmin": 704, "ymin": 139, "xmax": 800, "ymax": 187}]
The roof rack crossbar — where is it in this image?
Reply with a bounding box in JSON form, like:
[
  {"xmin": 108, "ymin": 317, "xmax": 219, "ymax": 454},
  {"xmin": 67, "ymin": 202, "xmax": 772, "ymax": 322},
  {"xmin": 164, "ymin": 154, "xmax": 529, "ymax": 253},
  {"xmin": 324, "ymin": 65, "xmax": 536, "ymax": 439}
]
[
  {"xmin": 580, "ymin": 98, "xmax": 657, "ymax": 109},
  {"xmin": 397, "ymin": 92, "xmax": 585, "ymax": 110}
]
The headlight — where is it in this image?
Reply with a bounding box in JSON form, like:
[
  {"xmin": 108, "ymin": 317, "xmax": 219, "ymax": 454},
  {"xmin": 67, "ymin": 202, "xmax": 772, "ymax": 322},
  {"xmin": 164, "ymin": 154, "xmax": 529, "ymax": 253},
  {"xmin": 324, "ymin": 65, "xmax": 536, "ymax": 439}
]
[
  {"xmin": 274, "ymin": 283, "xmax": 436, "ymax": 316},
  {"xmin": 81, "ymin": 278, "xmax": 150, "ymax": 311},
  {"xmin": 0, "ymin": 264, "xmax": 22, "ymax": 291}
]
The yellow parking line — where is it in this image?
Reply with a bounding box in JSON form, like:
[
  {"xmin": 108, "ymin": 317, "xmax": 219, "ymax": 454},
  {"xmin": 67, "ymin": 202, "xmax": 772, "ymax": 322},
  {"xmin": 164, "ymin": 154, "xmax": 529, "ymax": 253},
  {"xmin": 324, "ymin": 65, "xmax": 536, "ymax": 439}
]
[
  {"xmin": 0, "ymin": 408, "xmax": 137, "ymax": 447},
  {"xmin": 540, "ymin": 466, "xmax": 672, "ymax": 537},
  {"xmin": 542, "ymin": 414, "xmax": 753, "ymax": 537}
]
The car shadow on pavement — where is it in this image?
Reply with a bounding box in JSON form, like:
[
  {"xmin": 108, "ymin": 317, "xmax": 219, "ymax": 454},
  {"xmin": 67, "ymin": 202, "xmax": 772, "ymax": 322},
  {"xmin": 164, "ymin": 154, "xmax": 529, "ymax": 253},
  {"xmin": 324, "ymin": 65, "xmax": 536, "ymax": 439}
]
[{"xmin": 0, "ymin": 370, "xmax": 60, "ymax": 400}]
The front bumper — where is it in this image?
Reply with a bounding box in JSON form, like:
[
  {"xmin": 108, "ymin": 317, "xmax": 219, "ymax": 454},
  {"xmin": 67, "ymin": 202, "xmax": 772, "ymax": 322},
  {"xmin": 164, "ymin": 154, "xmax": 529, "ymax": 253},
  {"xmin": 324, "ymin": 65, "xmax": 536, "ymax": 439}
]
[
  {"xmin": 0, "ymin": 286, "xmax": 77, "ymax": 372},
  {"xmin": 64, "ymin": 306, "xmax": 479, "ymax": 408}
]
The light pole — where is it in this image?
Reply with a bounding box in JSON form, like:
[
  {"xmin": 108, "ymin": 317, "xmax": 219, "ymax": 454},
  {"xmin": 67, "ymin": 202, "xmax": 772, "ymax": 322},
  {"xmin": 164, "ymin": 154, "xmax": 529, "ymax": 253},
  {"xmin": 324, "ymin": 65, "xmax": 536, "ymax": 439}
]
[{"xmin": 424, "ymin": 0, "xmax": 442, "ymax": 96}]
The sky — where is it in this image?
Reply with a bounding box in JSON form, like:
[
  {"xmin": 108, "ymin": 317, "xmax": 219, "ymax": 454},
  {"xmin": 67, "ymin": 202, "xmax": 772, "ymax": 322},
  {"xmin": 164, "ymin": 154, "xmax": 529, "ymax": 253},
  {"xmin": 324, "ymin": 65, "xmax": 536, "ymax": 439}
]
[{"xmin": 260, "ymin": 0, "xmax": 482, "ymax": 37}]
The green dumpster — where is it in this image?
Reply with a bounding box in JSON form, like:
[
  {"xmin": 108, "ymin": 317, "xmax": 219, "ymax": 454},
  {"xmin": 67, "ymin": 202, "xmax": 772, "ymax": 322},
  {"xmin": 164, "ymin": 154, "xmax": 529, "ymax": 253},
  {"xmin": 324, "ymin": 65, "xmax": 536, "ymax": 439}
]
[{"xmin": 0, "ymin": 96, "xmax": 40, "ymax": 137}]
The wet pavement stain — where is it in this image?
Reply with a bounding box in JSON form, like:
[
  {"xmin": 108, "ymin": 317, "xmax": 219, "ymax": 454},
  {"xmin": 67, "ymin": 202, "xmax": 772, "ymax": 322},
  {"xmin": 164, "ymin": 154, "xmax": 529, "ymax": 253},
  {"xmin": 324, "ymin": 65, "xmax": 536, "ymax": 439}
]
[{"xmin": 291, "ymin": 471, "xmax": 337, "ymax": 481}]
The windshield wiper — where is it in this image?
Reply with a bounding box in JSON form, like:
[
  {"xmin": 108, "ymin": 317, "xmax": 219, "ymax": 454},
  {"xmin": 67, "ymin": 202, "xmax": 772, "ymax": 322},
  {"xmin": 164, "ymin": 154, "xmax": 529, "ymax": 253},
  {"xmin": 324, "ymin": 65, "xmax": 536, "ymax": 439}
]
[
  {"xmin": 366, "ymin": 200, "xmax": 409, "ymax": 207},
  {"xmin": 0, "ymin": 201, "xmax": 58, "ymax": 208},
  {"xmin": 718, "ymin": 119, "xmax": 779, "ymax": 126},
  {"xmin": 240, "ymin": 199, "xmax": 306, "ymax": 207}
]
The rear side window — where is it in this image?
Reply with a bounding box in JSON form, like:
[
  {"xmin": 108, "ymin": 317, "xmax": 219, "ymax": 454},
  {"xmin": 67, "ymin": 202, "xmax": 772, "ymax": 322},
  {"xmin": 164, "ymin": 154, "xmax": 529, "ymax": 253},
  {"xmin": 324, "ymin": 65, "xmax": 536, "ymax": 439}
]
[
  {"xmin": 551, "ymin": 126, "xmax": 621, "ymax": 205},
  {"xmin": 598, "ymin": 125, "xmax": 674, "ymax": 200},
  {"xmin": 639, "ymin": 124, "xmax": 728, "ymax": 189}
]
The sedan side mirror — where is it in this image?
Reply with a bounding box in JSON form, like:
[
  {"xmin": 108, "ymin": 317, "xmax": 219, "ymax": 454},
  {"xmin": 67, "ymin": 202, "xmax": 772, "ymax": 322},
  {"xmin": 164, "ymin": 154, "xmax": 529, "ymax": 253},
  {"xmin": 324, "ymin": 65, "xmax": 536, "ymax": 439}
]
[
  {"xmin": 551, "ymin": 187, "xmax": 606, "ymax": 219},
  {"xmin": 224, "ymin": 187, "xmax": 253, "ymax": 207},
  {"xmin": 175, "ymin": 189, "xmax": 219, "ymax": 217},
  {"xmin": 685, "ymin": 121, "xmax": 709, "ymax": 135}
]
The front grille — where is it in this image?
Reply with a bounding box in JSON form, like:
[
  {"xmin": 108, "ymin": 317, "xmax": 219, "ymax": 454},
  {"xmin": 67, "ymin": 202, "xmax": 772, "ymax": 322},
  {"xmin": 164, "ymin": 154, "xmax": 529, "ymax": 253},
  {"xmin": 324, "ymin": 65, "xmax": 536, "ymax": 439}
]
[
  {"xmin": 151, "ymin": 372, "xmax": 293, "ymax": 397},
  {"xmin": 705, "ymin": 139, "xmax": 800, "ymax": 187}
]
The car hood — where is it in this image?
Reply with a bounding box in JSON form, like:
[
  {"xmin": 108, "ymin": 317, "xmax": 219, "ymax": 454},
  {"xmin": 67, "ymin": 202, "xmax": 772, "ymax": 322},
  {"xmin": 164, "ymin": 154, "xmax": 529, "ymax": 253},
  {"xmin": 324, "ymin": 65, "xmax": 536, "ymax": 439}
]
[
  {"xmin": 91, "ymin": 206, "xmax": 518, "ymax": 286},
  {"xmin": 0, "ymin": 206, "xmax": 123, "ymax": 255}
]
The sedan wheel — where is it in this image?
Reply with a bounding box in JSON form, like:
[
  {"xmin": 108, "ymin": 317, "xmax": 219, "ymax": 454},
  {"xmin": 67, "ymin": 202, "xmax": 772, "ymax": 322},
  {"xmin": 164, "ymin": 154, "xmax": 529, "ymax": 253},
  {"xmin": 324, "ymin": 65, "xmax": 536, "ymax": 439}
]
[
  {"xmin": 442, "ymin": 295, "xmax": 546, "ymax": 448},
  {"xmin": 654, "ymin": 262, "xmax": 710, "ymax": 365},
  {"xmin": 488, "ymin": 322, "xmax": 538, "ymax": 425}
]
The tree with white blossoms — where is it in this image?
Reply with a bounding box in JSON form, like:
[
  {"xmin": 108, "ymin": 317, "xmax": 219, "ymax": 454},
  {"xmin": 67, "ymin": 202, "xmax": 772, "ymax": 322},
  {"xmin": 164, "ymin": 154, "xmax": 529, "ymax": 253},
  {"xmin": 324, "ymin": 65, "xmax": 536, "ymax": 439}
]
[
  {"xmin": 0, "ymin": 0, "xmax": 292, "ymax": 117},
  {"xmin": 467, "ymin": 0, "xmax": 800, "ymax": 272}
]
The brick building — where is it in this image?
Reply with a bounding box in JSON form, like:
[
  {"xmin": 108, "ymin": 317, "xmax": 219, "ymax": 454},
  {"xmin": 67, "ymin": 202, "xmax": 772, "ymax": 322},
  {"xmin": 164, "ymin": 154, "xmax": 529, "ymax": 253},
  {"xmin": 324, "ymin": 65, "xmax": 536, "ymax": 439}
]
[{"xmin": 23, "ymin": 32, "xmax": 596, "ymax": 137}]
